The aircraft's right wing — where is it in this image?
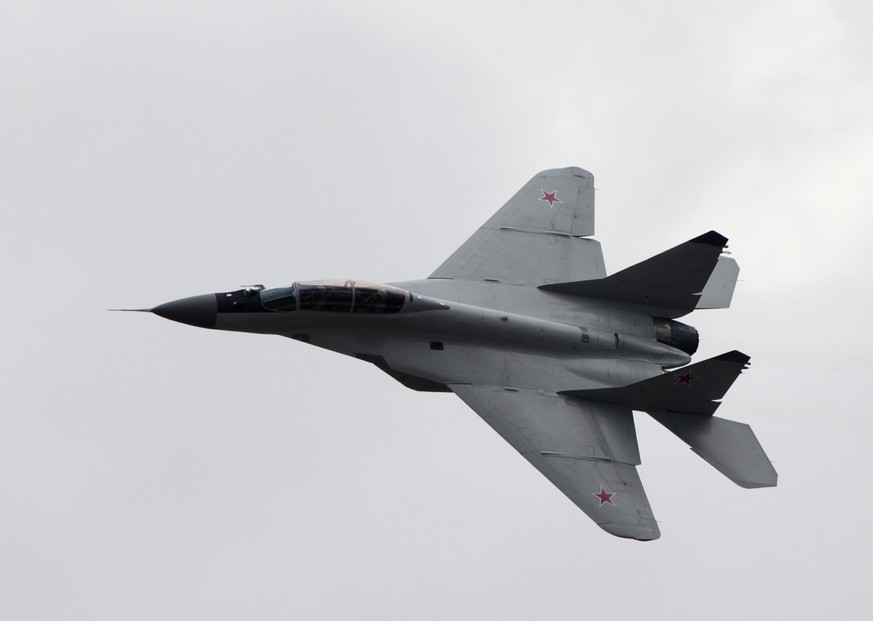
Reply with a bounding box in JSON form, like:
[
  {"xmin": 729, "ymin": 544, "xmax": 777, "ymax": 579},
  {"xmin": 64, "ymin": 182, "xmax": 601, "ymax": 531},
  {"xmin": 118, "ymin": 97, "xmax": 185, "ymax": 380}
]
[
  {"xmin": 430, "ymin": 168, "xmax": 607, "ymax": 286},
  {"xmin": 449, "ymin": 384, "xmax": 660, "ymax": 540}
]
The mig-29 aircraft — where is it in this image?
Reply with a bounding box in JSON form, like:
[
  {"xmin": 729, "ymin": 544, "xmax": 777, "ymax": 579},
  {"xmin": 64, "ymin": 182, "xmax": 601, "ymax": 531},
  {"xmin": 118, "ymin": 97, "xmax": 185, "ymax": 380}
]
[{"xmin": 141, "ymin": 167, "xmax": 776, "ymax": 540}]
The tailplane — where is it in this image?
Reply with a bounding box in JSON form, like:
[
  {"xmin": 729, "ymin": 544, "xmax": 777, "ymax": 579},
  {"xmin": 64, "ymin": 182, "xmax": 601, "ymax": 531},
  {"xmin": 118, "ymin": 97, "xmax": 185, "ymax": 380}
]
[{"xmin": 563, "ymin": 351, "xmax": 777, "ymax": 488}]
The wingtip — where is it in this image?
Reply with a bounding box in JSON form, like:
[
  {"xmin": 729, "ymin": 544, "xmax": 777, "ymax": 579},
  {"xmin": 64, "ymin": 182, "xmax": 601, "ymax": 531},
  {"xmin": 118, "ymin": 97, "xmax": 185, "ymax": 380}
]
[
  {"xmin": 601, "ymin": 521, "xmax": 661, "ymax": 541},
  {"xmin": 715, "ymin": 350, "xmax": 751, "ymax": 365},
  {"xmin": 690, "ymin": 230, "xmax": 729, "ymax": 247},
  {"xmin": 536, "ymin": 166, "xmax": 594, "ymax": 183}
]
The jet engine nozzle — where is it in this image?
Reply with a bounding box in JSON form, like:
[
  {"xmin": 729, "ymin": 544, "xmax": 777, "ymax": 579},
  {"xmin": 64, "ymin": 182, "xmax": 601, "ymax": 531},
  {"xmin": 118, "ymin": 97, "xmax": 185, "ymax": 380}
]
[{"xmin": 653, "ymin": 318, "xmax": 699, "ymax": 356}]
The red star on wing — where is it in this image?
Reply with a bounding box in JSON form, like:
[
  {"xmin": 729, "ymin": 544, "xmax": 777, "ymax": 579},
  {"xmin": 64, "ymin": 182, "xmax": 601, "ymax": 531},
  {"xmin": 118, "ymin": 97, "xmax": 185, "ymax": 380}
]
[
  {"xmin": 676, "ymin": 372, "xmax": 694, "ymax": 385},
  {"xmin": 538, "ymin": 189, "xmax": 563, "ymax": 208},
  {"xmin": 592, "ymin": 486, "xmax": 615, "ymax": 507}
]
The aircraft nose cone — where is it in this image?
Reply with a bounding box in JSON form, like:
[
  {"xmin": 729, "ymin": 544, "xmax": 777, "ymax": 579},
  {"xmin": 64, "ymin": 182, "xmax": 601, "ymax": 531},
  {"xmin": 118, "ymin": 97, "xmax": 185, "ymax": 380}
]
[{"xmin": 152, "ymin": 294, "xmax": 217, "ymax": 329}]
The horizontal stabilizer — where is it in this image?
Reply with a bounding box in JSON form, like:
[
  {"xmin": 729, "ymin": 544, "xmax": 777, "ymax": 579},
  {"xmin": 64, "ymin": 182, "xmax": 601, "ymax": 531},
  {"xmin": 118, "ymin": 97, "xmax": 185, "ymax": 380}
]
[
  {"xmin": 650, "ymin": 412, "xmax": 777, "ymax": 488},
  {"xmin": 561, "ymin": 351, "xmax": 750, "ymax": 415},
  {"xmin": 539, "ymin": 231, "xmax": 729, "ymax": 316},
  {"xmin": 696, "ymin": 256, "xmax": 740, "ymax": 309}
]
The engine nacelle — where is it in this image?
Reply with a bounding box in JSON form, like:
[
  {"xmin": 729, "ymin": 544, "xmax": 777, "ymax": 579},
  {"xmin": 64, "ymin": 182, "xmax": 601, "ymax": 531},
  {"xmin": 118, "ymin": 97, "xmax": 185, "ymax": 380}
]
[{"xmin": 653, "ymin": 317, "xmax": 699, "ymax": 356}]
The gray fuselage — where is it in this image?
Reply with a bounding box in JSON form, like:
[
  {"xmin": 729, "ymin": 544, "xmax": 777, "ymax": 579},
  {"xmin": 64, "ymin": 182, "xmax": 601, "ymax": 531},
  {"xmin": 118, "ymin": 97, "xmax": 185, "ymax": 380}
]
[{"xmin": 157, "ymin": 279, "xmax": 694, "ymax": 395}]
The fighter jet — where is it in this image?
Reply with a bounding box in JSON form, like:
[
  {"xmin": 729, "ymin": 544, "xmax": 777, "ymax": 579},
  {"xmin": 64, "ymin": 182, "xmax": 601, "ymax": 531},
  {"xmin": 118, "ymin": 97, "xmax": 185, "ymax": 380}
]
[{"xmin": 143, "ymin": 167, "xmax": 776, "ymax": 540}]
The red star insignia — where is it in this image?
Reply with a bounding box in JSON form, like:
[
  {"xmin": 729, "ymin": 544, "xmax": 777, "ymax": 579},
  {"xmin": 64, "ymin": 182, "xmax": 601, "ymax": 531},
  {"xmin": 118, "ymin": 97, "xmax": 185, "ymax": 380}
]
[
  {"xmin": 592, "ymin": 486, "xmax": 615, "ymax": 507},
  {"xmin": 676, "ymin": 372, "xmax": 694, "ymax": 385},
  {"xmin": 538, "ymin": 189, "xmax": 562, "ymax": 207}
]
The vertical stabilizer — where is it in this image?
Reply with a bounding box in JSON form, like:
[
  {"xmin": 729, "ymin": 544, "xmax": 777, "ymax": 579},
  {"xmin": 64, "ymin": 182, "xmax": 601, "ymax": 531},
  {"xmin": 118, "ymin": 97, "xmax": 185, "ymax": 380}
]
[
  {"xmin": 696, "ymin": 256, "xmax": 739, "ymax": 309},
  {"xmin": 539, "ymin": 231, "xmax": 729, "ymax": 317}
]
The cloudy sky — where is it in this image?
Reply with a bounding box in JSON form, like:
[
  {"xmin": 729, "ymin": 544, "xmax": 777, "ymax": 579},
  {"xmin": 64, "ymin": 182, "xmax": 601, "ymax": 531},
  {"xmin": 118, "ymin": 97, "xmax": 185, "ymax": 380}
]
[{"xmin": 3, "ymin": 1, "xmax": 872, "ymax": 618}]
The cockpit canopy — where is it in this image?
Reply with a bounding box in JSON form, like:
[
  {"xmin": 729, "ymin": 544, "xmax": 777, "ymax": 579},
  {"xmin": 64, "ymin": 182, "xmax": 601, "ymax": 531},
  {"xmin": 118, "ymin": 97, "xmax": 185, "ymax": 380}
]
[{"xmin": 260, "ymin": 280, "xmax": 408, "ymax": 314}]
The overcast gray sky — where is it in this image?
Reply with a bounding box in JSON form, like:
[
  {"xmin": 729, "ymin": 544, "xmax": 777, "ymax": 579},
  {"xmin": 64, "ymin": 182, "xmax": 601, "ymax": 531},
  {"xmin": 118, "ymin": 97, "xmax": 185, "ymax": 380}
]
[{"xmin": 3, "ymin": 1, "xmax": 872, "ymax": 618}]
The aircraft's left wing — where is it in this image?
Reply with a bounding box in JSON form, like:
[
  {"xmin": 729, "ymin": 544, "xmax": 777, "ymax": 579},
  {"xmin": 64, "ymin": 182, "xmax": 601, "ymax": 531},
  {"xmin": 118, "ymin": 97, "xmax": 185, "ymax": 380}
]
[
  {"xmin": 449, "ymin": 385, "xmax": 660, "ymax": 540},
  {"xmin": 430, "ymin": 168, "xmax": 606, "ymax": 285}
]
